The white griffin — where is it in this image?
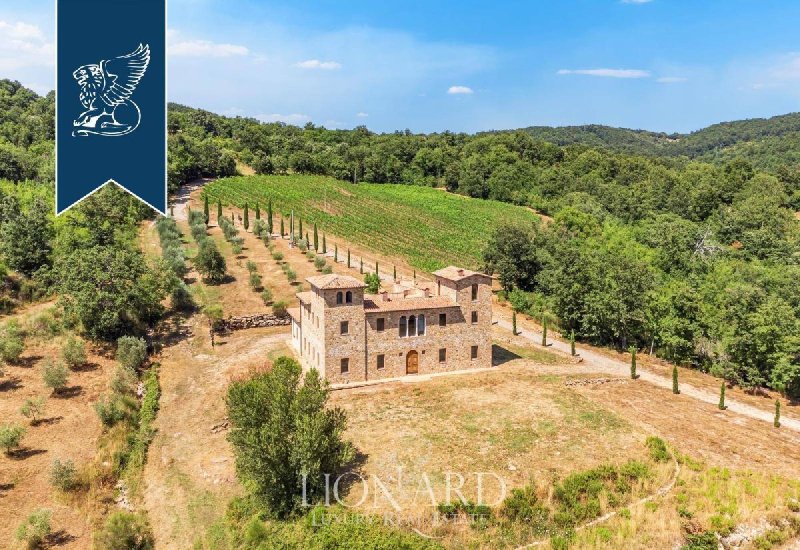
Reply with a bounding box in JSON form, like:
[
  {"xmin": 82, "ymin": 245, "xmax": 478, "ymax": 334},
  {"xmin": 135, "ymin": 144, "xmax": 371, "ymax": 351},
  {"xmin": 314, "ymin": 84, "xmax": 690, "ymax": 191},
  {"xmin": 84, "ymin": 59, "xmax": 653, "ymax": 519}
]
[{"xmin": 72, "ymin": 44, "xmax": 150, "ymax": 137}]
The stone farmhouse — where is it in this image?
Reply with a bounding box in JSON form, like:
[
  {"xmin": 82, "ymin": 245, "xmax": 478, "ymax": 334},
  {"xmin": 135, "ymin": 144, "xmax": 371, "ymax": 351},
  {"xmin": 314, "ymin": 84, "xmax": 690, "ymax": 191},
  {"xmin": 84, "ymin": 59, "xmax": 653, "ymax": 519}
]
[{"xmin": 289, "ymin": 266, "xmax": 492, "ymax": 384}]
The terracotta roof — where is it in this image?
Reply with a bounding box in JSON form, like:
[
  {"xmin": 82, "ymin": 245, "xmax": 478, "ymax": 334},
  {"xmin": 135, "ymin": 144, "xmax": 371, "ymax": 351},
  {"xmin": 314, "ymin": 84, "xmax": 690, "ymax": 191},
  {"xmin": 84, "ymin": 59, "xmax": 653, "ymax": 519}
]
[
  {"xmin": 306, "ymin": 273, "xmax": 366, "ymax": 289},
  {"xmin": 296, "ymin": 291, "xmax": 314, "ymax": 304},
  {"xmin": 287, "ymin": 307, "xmax": 301, "ymax": 321},
  {"xmin": 363, "ymin": 294, "xmax": 458, "ymax": 312},
  {"xmin": 432, "ymin": 266, "xmax": 490, "ymax": 282}
]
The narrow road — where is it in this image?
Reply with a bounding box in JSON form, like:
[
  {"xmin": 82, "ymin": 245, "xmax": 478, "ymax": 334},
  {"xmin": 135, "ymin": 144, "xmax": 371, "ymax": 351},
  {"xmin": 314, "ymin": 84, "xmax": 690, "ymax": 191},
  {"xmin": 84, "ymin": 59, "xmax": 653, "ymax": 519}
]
[{"xmin": 495, "ymin": 317, "xmax": 800, "ymax": 433}]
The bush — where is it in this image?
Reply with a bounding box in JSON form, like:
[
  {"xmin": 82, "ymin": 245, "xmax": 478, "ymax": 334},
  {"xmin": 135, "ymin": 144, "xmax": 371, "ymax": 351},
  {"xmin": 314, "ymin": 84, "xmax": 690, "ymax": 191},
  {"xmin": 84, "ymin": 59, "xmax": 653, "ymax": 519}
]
[
  {"xmin": 116, "ymin": 336, "xmax": 147, "ymax": 371},
  {"xmin": 364, "ymin": 272, "xmax": 380, "ymax": 293},
  {"xmin": 171, "ymin": 283, "xmax": 194, "ymax": 310},
  {"xmin": 49, "ymin": 458, "xmax": 78, "ymax": 491},
  {"xmin": 0, "ymin": 424, "xmax": 25, "ymax": 454},
  {"xmin": 285, "ymin": 268, "xmax": 297, "ymax": 283},
  {"xmin": 95, "ymin": 511, "xmax": 155, "ymax": 550},
  {"xmin": 42, "ymin": 360, "xmax": 68, "ymax": 395},
  {"xmin": 314, "ymin": 257, "xmax": 326, "ymax": 271},
  {"xmin": 95, "ymin": 394, "xmax": 135, "ymax": 428},
  {"xmin": 297, "ymin": 239, "xmax": 308, "ymax": 252},
  {"xmin": 62, "ymin": 334, "xmax": 87, "ymax": 369},
  {"xmin": 501, "ymin": 486, "xmax": 550, "ymax": 534},
  {"xmin": 249, "ymin": 272, "xmax": 262, "ymax": 290},
  {"xmin": 195, "ymin": 240, "xmax": 227, "ymax": 283},
  {"xmin": 646, "ymin": 436, "xmax": 670, "ymax": 462},
  {"xmin": 20, "ymin": 397, "xmax": 45, "ymax": 425},
  {"xmin": 0, "ymin": 322, "xmax": 25, "ymax": 363},
  {"xmin": 111, "ymin": 365, "xmax": 137, "ymax": 395},
  {"xmin": 260, "ymin": 288, "xmax": 273, "ymax": 305},
  {"xmin": 272, "ymin": 251, "xmax": 284, "ymax": 261},
  {"xmin": 272, "ymin": 300, "xmax": 288, "ymax": 317},
  {"xmin": 15, "ymin": 508, "xmax": 51, "ymax": 549},
  {"xmin": 321, "ymin": 265, "xmax": 333, "ymax": 274},
  {"xmin": 246, "ymin": 261, "xmax": 258, "ymax": 273}
]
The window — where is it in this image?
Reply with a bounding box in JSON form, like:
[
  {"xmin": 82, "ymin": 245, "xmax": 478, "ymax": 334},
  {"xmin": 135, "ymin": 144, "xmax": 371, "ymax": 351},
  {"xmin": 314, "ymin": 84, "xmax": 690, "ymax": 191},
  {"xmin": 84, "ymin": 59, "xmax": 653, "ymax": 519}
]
[
  {"xmin": 340, "ymin": 321, "xmax": 349, "ymax": 335},
  {"xmin": 346, "ymin": 291, "xmax": 353, "ymax": 304},
  {"xmin": 439, "ymin": 348, "xmax": 446, "ymax": 362},
  {"xmin": 341, "ymin": 358, "xmax": 349, "ymax": 373},
  {"xmin": 418, "ymin": 315, "xmax": 426, "ymax": 335},
  {"xmin": 336, "ymin": 292, "xmax": 343, "ymax": 304},
  {"xmin": 471, "ymin": 283, "xmax": 478, "ymax": 301},
  {"xmin": 471, "ymin": 346, "xmax": 478, "ymax": 359},
  {"xmin": 471, "ymin": 311, "xmax": 478, "ymax": 324},
  {"xmin": 399, "ymin": 316, "xmax": 407, "ymax": 337},
  {"xmin": 439, "ymin": 313, "xmax": 447, "ymax": 327},
  {"xmin": 376, "ymin": 317, "xmax": 385, "ymax": 332},
  {"xmin": 377, "ymin": 354, "xmax": 385, "ymax": 369},
  {"xmin": 408, "ymin": 315, "xmax": 416, "ymax": 336}
]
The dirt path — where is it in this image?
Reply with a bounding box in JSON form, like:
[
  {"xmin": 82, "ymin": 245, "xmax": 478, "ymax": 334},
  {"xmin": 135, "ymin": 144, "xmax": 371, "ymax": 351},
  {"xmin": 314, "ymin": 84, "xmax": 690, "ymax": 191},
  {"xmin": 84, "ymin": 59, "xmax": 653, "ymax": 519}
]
[{"xmin": 494, "ymin": 316, "xmax": 800, "ymax": 434}]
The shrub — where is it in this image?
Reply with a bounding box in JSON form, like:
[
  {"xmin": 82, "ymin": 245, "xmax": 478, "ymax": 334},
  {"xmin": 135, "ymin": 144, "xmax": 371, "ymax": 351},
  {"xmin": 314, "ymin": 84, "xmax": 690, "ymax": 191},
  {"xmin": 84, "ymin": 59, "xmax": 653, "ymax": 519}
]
[
  {"xmin": 246, "ymin": 261, "xmax": 258, "ymax": 273},
  {"xmin": 0, "ymin": 323, "xmax": 25, "ymax": 363},
  {"xmin": 297, "ymin": 239, "xmax": 308, "ymax": 252},
  {"xmin": 49, "ymin": 458, "xmax": 78, "ymax": 491},
  {"xmin": 314, "ymin": 257, "xmax": 326, "ymax": 271},
  {"xmin": 42, "ymin": 360, "xmax": 68, "ymax": 395},
  {"xmin": 117, "ymin": 336, "xmax": 148, "ymax": 371},
  {"xmin": 260, "ymin": 288, "xmax": 273, "ymax": 305},
  {"xmin": 272, "ymin": 300, "xmax": 288, "ymax": 317},
  {"xmin": 646, "ymin": 436, "xmax": 670, "ymax": 462},
  {"xmin": 15, "ymin": 508, "xmax": 51, "ymax": 549},
  {"xmin": 364, "ymin": 272, "xmax": 380, "ymax": 293},
  {"xmin": 195, "ymin": 240, "xmax": 227, "ymax": 283},
  {"xmin": 681, "ymin": 531, "xmax": 719, "ymax": 550},
  {"xmin": 249, "ymin": 272, "xmax": 262, "ymax": 290},
  {"xmin": 718, "ymin": 382, "xmax": 727, "ymax": 410},
  {"xmin": 111, "ymin": 365, "xmax": 137, "ymax": 395},
  {"xmin": 0, "ymin": 424, "xmax": 25, "ymax": 454},
  {"xmin": 232, "ymin": 242, "xmax": 243, "ymax": 255},
  {"xmin": 501, "ymin": 486, "xmax": 550, "ymax": 534},
  {"xmin": 672, "ymin": 366, "xmax": 680, "ymax": 394},
  {"xmin": 95, "ymin": 394, "xmax": 135, "ymax": 428},
  {"xmin": 321, "ymin": 265, "xmax": 333, "ymax": 274},
  {"xmin": 171, "ymin": 283, "xmax": 194, "ymax": 310},
  {"xmin": 62, "ymin": 334, "xmax": 87, "ymax": 369},
  {"xmin": 272, "ymin": 251, "xmax": 284, "ymax": 262},
  {"xmin": 20, "ymin": 397, "xmax": 45, "ymax": 425},
  {"xmin": 95, "ymin": 511, "xmax": 155, "ymax": 550},
  {"xmin": 306, "ymin": 250, "xmax": 316, "ymax": 261},
  {"xmin": 285, "ymin": 268, "xmax": 297, "ymax": 283}
]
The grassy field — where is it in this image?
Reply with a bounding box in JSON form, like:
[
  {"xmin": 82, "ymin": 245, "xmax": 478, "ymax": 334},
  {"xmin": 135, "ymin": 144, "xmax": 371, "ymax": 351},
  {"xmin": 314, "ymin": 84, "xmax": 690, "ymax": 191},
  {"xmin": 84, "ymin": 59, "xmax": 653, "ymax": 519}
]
[{"xmin": 201, "ymin": 175, "xmax": 540, "ymax": 271}]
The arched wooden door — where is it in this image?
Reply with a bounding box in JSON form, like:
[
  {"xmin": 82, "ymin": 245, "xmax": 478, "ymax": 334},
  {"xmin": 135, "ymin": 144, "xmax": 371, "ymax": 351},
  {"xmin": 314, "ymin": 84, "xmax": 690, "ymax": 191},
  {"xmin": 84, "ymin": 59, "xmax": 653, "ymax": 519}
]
[{"xmin": 406, "ymin": 350, "xmax": 419, "ymax": 375}]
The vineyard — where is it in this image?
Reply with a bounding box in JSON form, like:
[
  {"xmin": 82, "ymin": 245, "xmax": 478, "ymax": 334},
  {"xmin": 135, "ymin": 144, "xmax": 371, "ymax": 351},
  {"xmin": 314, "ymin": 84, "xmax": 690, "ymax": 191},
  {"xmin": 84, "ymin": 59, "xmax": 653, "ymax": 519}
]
[{"xmin": 201, "ymin": 175, "xmax": 541, "ymax": 271}]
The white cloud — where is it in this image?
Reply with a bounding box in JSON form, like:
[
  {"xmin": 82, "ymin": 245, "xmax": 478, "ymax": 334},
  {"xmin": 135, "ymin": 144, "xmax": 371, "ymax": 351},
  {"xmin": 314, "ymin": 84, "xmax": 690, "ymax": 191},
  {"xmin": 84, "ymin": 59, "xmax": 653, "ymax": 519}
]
[
  {"xmin": 0, "ymin": 20, "xmax": 53, "ymax": 72},
  {"xmin": 447, "ymin": 85, "xmax": 474, "ymax": 94},
  {"xmin": 657, "ymin": 76, "xmax": 688, "ymax": 83},
  {"xmin": 255, "ymin": 113, "xmax": 312, "ymax": 124},
  {"xmin": 356, "ymin": 112, "xmax": 369, "ymax": 117},
  {"xmin": 557, "ymin": 68, "xmax": 650, "ymax": 78},
  {"xmin": 295, "ymin": 59, "xmax": 342, "ymax": 70},
  {"xmin": 170, "ymin": 39, "xmax": 249, "ymax": 57}
]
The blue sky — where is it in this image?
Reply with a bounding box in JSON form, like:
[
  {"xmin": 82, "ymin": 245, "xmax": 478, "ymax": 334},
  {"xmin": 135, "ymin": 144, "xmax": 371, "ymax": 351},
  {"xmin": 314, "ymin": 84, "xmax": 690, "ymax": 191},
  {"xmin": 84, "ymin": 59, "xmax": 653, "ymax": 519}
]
[{"xmin": 2, "ymin": 0, "xmax": 799, "ymax": 133}]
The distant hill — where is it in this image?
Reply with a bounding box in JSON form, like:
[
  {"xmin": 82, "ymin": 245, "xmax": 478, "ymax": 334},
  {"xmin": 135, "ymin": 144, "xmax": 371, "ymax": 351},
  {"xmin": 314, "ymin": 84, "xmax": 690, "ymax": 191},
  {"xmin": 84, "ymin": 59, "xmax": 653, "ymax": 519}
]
[{"xmin": 517, "ymin": 112, "xmax": 800, "ymax": 171}]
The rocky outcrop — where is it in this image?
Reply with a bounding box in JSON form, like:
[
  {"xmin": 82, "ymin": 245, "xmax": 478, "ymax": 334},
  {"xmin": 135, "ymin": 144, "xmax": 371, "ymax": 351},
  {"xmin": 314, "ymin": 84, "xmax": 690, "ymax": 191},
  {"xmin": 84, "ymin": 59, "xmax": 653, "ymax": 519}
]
[{"xmin": 215, "ymin": 313, "xmax": 291, "ymax": 332}]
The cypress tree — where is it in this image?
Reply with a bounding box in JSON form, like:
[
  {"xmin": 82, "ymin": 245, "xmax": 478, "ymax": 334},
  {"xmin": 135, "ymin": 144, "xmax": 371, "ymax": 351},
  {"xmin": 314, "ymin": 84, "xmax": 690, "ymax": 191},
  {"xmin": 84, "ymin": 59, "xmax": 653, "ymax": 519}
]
[
  {"xmin": 393, "ymin": 266, "xmax": 397, "ymax": 281},
  {"xmin": 334, "ymin": 244, "xmax": 338, "ymax": 263},
  {"xmin": 570, "ymin": 330, "xmax": 576, "ymax": 356},
  {"xmin": 243, "ymin": 203, "xmax": 249, "ymax": 230},
  {"xmin": 347, "ymin": 249, "xmax": 351, "ymax": 268},
  {"xmin": 360, "ymin": 257, "xmax": 364, "ymax": 274},
  {"xmin": 170, "ymin": 204, "xmax": 174, "ymax": 217},
  {"xmin": 718, "ymin": 382, "xmax": 727, "ymax": 410},
  {"xmin": 299, "ymin": 218, "xmax": 303, "ymax": 238},
  {"xmin": 630, "ymin": 347, "xmax": 637, "ymax": 379},
  {"xmin": 267, "ymin": 199, "xmax": 273, "ymax": 234},
  {"xmin": 217, "ymin": 199, "xmax": 222, "ymax": 221},
  {"xmin": 672, "ymin": 366, "xmax": 680, "ymax": 394},
  {"xmin": 322, "ymin": 234, "xmax": 327, "ymax": 254},
  {"xmin": 255, "ymin": 203, "xmax": 261, "ymax": 220},
  {"xmin": 203, "ymin": 195, "xmax": 210, "ymax": 225},
  {"xmin": 306, "ymin": 231, "xmax": 310, "ymax": 244},
  {"xmin": 512, "ymin": 311, "xmax": 517, "ymax": 336},
  {"xmin": 774, "ymin": 400, "xmax": 781, "ymax": 428},
  {"xmin": 280, "ymin": 218, "xmax": 285, "ymax": 237},
  {"xmin": 541, "ymin": 314, "xmax": 547, "ymax": 346},
  {"xmin": 313, "ymin": 223, "xmax": 319, "ymax": 250},
  {"xmin": 375, "ymin": 261, "xmax": 379, "ymax": 277},
  {"xmin": 413, "ymin": 270, "xmax": 416, "ymax": 281}
]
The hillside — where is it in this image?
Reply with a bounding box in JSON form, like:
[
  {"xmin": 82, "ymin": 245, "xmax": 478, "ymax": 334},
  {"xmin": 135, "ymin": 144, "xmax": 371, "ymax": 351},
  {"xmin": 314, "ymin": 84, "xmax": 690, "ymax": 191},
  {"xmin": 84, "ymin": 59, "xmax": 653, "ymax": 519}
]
[
  {"xmin": 201, "ymin": 174, "xmax": 541, "ymax": 271},
  {"xmin": 518, "ymin": 112, "xmax": 800, "ymax": 171}
]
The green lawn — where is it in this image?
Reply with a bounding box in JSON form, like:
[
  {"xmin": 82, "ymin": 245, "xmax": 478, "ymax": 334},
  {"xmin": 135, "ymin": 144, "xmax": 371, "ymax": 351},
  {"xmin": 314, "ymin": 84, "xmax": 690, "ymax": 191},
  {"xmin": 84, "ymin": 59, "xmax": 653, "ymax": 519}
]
[{"xmin": 202, "ymin": 175, "xmax": 540, "ymax": 271}]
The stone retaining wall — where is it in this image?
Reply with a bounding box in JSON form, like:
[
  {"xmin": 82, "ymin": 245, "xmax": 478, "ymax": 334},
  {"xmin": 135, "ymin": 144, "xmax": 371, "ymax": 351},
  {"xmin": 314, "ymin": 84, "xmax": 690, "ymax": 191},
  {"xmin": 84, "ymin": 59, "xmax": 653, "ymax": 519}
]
[{"xmin": 216, "ymin": 313, "xmax": 291, "ymax": 332}]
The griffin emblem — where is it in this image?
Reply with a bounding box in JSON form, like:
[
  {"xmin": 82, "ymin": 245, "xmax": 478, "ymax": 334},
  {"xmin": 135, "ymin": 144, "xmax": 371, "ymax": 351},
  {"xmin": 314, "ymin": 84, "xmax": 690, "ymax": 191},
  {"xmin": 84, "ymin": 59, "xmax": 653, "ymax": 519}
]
[{"xmin": 72, "ymin": 44, "xmax": 150, "ymax": 137}]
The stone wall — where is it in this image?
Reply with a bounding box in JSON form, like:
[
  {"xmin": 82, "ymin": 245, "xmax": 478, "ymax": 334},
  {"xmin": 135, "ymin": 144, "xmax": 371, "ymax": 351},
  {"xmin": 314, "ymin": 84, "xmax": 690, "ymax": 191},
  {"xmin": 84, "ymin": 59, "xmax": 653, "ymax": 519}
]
[{"xmin": 216, "ymin": 313, "xmax": 291, "ymax": 332}]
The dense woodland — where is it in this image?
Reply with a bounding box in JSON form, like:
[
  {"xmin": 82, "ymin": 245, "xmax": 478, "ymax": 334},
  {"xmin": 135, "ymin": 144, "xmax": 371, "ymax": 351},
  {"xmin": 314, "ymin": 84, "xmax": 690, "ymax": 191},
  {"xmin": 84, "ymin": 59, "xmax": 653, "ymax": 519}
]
[{"xmin": 1, "ymin": 79, "xmax": 799, "ymax": 396}]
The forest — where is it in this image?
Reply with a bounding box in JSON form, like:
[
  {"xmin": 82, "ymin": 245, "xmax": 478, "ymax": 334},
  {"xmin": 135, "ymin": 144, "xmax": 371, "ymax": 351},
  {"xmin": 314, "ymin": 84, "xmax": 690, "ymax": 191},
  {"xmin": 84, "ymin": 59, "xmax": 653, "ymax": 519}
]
[{"xmin": 0, "ymin": 78, "xmax": 798, "ymax": 396}]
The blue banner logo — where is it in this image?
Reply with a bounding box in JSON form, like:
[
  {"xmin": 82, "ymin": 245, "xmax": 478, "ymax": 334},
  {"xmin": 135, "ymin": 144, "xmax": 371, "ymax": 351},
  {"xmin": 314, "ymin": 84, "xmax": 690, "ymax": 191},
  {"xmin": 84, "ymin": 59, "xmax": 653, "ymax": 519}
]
[{"xmin": 56, "ymin": 0, "xmax": 167, "ymax": 214}]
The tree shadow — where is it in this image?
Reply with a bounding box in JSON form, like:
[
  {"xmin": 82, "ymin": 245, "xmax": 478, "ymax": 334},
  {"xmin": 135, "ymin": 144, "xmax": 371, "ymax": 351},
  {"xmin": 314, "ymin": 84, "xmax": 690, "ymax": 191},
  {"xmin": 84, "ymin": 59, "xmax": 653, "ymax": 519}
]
[
  {"xmin": 8, "ymin": 447, "xmax": 47, "ymax": 460},
  {"xmin": 34, "ymin": 415, "xmax": 64, "ymax": 427},
  {"xmin": 54, "ymin": 386, "xmax": 83, "ymax": 399},
  {"xmin": 0, "ymin": 376, "xmax": 22, "ymax": 392},
  {"xmin": 70, "ymin": 362, "xmax": 100, "ymax": 373},
  {"xmin": 13, "ymin": 355, "xmax": 43, "ymax": 368},
  {"xmin": 46, "ymin": 530, "xmax": 77, "ymax": 546},
  {"xmin": 492, "ymin": 344, "xmax": 521, "ymax": 367},
  {"xmin": 0, "ymin": 482, "xmax": 13, "ymax": 496},
  {"xmin": 335, "ymin": 450, "xmax": 370, "ymax": 498}
]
